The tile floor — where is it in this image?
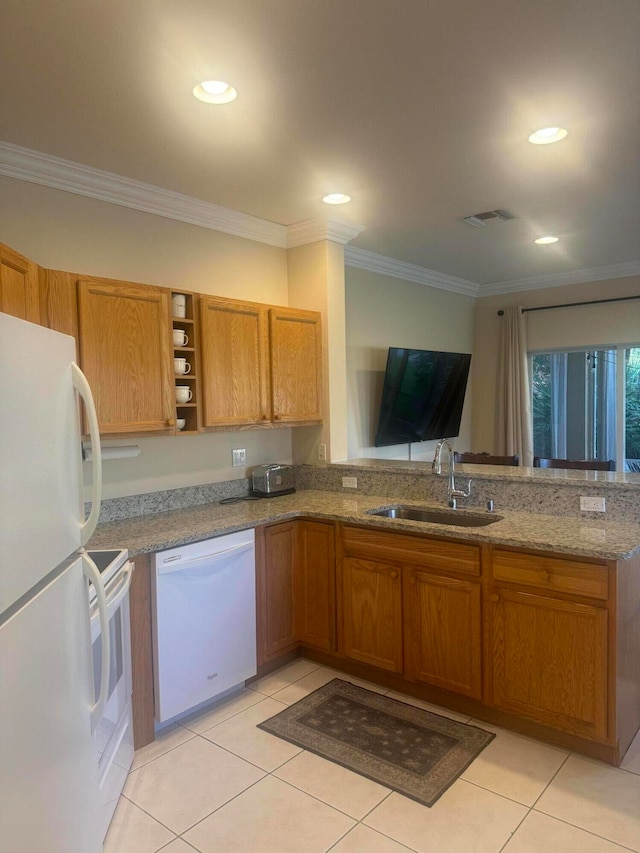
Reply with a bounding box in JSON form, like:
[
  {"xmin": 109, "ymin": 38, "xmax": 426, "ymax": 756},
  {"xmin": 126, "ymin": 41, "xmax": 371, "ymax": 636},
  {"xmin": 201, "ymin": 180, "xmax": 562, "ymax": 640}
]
[{"xmin": 105, "ymin": 658, "xmax": 640, "ymax": 853}]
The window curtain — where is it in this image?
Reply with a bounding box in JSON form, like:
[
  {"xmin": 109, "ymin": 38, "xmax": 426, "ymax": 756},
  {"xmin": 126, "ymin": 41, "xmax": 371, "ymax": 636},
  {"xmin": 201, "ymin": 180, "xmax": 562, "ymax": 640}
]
[
  {"xmin": 496, "ymin": 306, "xmax": 533, "ymax": 465},
  {"xmin": 549, "ymin": 353, "xmax": 567, "ymax": 458}
]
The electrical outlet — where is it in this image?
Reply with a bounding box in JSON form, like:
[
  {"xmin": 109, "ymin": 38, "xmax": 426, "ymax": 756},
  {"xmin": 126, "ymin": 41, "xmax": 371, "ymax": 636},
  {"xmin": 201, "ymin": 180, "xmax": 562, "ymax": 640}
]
[
  {"xmin": 318, "ymin": 443, "xmax": 327, "ymax": 461},
  {"xmin": 342, "ymin": 476, "xmax": 358, "ymax": 489},
  {"xmin": 580, "ymin": 496, "xmax": 606, "ymax": 512},
  {"xmin": 232, "ymin": 448, "xmax": 246, "ymax": 467}
]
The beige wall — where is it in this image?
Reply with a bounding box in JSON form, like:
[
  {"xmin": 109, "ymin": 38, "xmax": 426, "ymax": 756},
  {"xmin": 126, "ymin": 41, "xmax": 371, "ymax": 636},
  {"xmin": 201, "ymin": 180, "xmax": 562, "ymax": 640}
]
[
  {"xmin": 288, "ymin": 241, "xmax": 348, "ymax": 464},
  {"xmin": 472, "ymin": 275, "xmax": 640, "ymax": 452},
  {"xmin": 0, "ymin": 177, "xmax": 288, "ymax": 301},
  {"xmin": 0, "ymin": 177, "xmax": 292, "ymax": 499},
  {"xmin": 345, "ymin": 267, "xmax": 475, "ymax": 462}
]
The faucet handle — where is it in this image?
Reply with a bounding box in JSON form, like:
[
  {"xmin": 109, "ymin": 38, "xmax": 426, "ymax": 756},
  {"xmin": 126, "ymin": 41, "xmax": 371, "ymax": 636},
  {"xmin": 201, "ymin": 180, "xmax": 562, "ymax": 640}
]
[{"xmin": 451, "ymin": 478, "xmax": 472, "ymax": 499}]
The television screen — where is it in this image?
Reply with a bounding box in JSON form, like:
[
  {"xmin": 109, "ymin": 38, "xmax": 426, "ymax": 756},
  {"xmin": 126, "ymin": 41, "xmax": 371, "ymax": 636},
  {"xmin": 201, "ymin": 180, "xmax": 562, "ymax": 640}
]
[{"xmin": 374, "ymin": 347, "xmax": 471, "ymax": 447}]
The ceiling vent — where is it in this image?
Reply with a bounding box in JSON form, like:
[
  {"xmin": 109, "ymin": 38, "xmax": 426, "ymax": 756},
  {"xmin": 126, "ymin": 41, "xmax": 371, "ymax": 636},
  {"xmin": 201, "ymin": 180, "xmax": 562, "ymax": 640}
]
[{"xmin": 463, "ymin": 209, "xmax": 516, "ymax": 227}]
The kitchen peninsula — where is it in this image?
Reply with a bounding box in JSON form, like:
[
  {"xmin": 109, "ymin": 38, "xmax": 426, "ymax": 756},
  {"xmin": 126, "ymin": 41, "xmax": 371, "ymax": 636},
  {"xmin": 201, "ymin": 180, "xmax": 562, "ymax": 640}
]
[{"xmin": 88, "ymin": 462, "xmax": 640, "ymax": 770}]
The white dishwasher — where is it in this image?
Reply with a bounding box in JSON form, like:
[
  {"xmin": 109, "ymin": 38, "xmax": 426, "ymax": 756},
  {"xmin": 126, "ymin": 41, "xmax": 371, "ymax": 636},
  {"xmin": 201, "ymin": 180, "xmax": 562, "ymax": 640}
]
[{"xmin": 151, "ymin": 528, "xmax": 256, "ymax": 723}]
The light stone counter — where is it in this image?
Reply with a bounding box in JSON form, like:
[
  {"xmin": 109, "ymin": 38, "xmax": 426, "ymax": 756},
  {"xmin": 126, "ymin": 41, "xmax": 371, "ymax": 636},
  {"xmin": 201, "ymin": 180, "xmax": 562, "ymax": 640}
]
[{"xmin": 88, "ymin": 489, "xmax": 640, "ymax": 561}]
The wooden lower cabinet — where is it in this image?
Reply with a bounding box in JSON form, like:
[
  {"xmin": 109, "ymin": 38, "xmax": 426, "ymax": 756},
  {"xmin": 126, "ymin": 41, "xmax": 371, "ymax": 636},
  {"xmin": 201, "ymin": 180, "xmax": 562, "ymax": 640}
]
[
  {"xmin": 257, "ymin": 520, "xmax": 337, "ymax": 665},
  {"xmin": 404, "ymin": 567, "xmax": 482, "ymax": 699},
  {"xmin": 342, "ymin": 557, "xmax": 403, "ymax": 672},
  {"xmin": 258, "ymin": 522, "xmax": 298, "ymax": 662},
  {"xmin": 129, "ymin": 554, "xmax": 155, "ymax": 749},
  {"xmin": 295, "ymin": 520, "xmax": 336, "ymax": 652},
  {"xmin": 491, "ymin": 587, "xmax": 608, "ymax": 740}
]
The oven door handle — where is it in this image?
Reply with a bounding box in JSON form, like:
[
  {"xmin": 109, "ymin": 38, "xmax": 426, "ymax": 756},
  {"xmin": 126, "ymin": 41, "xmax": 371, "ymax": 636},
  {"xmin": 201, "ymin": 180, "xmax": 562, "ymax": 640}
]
[
  {"xmin": 105, "ymin": 561, "xmax": 135, "ymax": 612},
  {"xmin": 83, "ymin": 552, "xmax": 110, "ymax": 733}
]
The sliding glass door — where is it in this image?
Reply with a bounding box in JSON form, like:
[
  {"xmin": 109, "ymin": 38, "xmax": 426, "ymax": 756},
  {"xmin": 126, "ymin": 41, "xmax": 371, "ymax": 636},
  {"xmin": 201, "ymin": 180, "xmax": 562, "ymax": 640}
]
[
  {"xmin": 531, "ymin": 345, "xmax": 640, "ymax": 471},
  {"xmin": 625, "ymin": 348, "xmax": 640, "ymax": 472}
]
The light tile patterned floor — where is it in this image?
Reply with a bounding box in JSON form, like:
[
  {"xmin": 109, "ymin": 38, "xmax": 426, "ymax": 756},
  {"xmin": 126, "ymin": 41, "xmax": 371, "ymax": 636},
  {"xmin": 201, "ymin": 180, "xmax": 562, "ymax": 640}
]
[{"xmin": 105, "ymin": 659, "xmax": 640, "ymax": 853}]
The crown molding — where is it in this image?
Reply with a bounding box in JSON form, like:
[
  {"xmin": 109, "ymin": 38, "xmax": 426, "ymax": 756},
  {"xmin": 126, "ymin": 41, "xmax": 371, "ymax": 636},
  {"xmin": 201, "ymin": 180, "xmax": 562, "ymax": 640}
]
[
  {"xmin": 480, "ymin": 261, "xmax": 640, "ymax": 296},
  {"xmin": 345, "ymin": 246, "xmax": 479, "ymax": 296},
  {"xmin": 3, "ymin": 142, "xmax": 638, "ymax": 293},
  {"xmin": 0, "ymin": 141, "xmax": 369, "ymax": 251},
  {"xmin": 0, "ymin": 141, "xmax": 289, "ymax": 247},
  {"xmin": 286, "ymin": 216, "xmax": 366, "ymax": 248}
]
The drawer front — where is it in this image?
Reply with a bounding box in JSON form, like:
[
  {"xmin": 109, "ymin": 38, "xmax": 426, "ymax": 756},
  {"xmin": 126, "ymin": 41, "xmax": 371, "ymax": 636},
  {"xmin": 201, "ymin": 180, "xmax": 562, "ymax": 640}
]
[
  {"xmin": 343, "ymin": 526, "xmax": 480, "ymax": 576},
  {"xmin": 492, "ymin": 549, "xmax": 609, "ymax": 600}
]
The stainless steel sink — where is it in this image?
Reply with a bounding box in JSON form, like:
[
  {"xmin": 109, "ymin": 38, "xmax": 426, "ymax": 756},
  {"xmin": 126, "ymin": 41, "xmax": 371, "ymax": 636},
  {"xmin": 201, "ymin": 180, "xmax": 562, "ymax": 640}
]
[{"xmin": 367, "ymin": 505, "xmax": 501, "ymax": 527}]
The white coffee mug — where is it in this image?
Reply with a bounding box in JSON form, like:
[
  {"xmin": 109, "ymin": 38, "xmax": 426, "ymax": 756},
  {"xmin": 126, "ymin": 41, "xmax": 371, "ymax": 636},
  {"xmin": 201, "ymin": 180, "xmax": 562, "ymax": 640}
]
[
  {"xmin": 173, "ymin": 329, "xmax": 188, "ymax": 347},
  {"xmin": 175, "ymin": 385, "xmax": 192, "ymax": 404},
  {"xmin": 172, "ymin": 293, "xmax": 186, "ymax": 318},
  {"xmin": 176, "ymin": 418, "xmax": 186, "ymax": 431},
  {"xmin": 174, "ymin": 357, "xmax": 191, "ymax": 375}
]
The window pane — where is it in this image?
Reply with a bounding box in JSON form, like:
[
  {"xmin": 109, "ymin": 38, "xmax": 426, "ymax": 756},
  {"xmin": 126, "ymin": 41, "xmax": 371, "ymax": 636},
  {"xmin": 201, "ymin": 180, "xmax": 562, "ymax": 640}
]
[
  {"xmin": 531, "ymin": 349, "xmax": 616, "ymax": 466},
  {"xmin": 625, "ymin": 348, "xmax": 640, "ymax": 472}
]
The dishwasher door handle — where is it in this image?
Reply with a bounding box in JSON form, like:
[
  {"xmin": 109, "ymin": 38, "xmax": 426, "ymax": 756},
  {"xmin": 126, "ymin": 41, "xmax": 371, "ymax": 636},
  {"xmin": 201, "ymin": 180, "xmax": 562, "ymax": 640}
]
[{"xmin": 157, "ymin": 541, "xmax": 254, "ymax": 575}]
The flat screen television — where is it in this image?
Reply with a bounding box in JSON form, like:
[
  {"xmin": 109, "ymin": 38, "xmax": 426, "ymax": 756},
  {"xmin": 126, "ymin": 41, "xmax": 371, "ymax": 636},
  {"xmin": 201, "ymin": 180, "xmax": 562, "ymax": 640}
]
[{"xmin": 374, "ymin": 347, "xmax": 471, "ymax": 447}]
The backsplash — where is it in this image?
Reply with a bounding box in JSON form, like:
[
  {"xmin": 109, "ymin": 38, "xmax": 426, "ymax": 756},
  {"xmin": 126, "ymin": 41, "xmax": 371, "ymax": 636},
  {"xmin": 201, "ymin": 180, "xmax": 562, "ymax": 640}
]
[
  {"xmin": 295, "ymin": 463, "xmax": 640, "ymax": 524},
  {"xmin": 89, "ymin": 463, "xmax": 640, "ymax": 525},
  {"xmin": 90, "ymin": 478, "xmax": 252, "ymax": 523}
]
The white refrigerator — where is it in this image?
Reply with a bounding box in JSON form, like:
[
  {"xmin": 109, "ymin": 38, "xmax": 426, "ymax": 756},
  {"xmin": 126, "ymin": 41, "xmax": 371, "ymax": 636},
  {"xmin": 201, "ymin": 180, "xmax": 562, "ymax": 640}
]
[{"xmin": 0, "ymin": 312, "xmax": 108, "ymax": 852}]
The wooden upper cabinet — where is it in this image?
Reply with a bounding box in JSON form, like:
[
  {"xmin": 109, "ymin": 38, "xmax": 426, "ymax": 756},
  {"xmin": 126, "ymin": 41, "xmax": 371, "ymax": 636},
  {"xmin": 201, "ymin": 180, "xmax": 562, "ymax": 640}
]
[
  {"xmin": 77, "ymin": 278, "xmax": 174, "ymax": 434},
  {"xmin": 269, "ymin": 307, "xmax": 322, "ymax": 423},
  {"xmin": 38, "ymin": 269, "xmax": 79, "ymax": 342},
  {"xmin": 0, "ymin": 243, "xmax": 39, "ymax": 323},
  {"xmin": 199, "ymin": 296, "xmax": 270, "ymax": 426},
  {"xmin": 199, "ymin": 298, "xmax": 323, "ymax": 428}
]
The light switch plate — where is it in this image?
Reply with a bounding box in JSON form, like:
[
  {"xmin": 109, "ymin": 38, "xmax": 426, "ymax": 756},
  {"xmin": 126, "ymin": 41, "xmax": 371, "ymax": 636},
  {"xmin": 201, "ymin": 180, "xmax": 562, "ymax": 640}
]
[{"xmin": 232, "ymin": 448, "xmax": 246, "ymax": 467}]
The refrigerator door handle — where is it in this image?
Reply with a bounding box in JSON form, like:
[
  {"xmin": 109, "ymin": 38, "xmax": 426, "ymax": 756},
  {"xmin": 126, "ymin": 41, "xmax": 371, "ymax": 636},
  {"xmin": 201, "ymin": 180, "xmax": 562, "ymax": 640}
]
[
  {"xmin": 83, "ymin": 553, "xmax": 111, "ymax": 733},
  {"xmin": 72, "ymin": 362, "xmax": 102, "ymax": 546}
]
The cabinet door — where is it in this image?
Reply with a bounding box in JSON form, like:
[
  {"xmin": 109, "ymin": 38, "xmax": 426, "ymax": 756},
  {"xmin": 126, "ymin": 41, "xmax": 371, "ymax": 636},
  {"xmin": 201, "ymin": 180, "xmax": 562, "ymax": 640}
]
[
  {"xmin": 492, "ymin": 588, "xmax": 608, "ymax": 740},
  {"xmin": 259, "ymin": 522, "xmax": 298, "ymax": 661},
  {"xmin": 295, "ymin": 521, "xmax": 336, "ymax": 652},
  {"xmin": 404, "ymin": 568, "xmax": 482, "ymax": 699},
  {"xmin": 38, "ymin": 269, "xmax": 78, "ymax": 341},
  {"xmin": 200, "ymin": 296, "xmax": 270, "ymax": 426},
  {"xmin": 342, "ymin": 557, "xmax": 403, "ymax": 672},
  {"xmin": 77, "ymin": 279, "xmax": 174, "ymax": 434},
  {"xmin": 0, "ymin": 243, "xmax": 39, "ymax": 323},
  {"xmin": 269, "ymin": 307, "xmax": 322, "ymax": 423}
]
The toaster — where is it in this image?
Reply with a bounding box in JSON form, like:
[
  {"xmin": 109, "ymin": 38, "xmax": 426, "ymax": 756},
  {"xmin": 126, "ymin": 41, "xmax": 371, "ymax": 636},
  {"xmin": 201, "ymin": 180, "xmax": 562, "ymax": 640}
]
[{"xmin": 251, "ymin": 464, "xmax": 296, "ymax": 497}]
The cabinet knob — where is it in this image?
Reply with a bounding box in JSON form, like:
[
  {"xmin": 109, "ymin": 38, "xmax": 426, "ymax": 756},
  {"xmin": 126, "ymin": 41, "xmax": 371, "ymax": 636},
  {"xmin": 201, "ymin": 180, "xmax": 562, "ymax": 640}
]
[
  {"xmin": 167, "ymin": 418, "xmax": 175, "ymax": 427},
  {"xmin": 490, "ymin": 594, "xmax": 499, "ymax": 603},
  {"xmin": 390, "ymin": 570, "xmax": 398, "ymax": 579},
  {"xmin": 540, "ymin": 570, "xmax": 550, "ymax": 582}
]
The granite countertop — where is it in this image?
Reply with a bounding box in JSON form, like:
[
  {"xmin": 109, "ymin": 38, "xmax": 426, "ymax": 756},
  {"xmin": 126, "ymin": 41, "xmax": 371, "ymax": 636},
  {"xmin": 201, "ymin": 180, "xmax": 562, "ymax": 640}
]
[{"xmin": 87, "ymin": 489, "xmax": 640, "ymax": 561}]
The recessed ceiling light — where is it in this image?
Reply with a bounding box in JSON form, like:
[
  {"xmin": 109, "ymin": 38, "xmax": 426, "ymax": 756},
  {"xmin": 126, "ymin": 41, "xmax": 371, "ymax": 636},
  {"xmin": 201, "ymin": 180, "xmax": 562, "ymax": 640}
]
[
  {"xmin": 193, "ymin": 80, "xmax": 237, "ymax": 104},
  {"xmin": 534, "ymin": 235, "xmax": 559, "ymax": 244},
  {"xmin": 528, "ymin": 127, "xmax": 568, "ymax": 145},
  {"xmin": 322, "ymin": 193, "xmax": 351, "ymax": 205}
]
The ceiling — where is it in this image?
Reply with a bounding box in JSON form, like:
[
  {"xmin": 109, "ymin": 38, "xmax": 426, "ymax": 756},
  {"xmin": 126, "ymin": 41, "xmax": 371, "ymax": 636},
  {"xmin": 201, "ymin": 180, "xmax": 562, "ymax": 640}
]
[{"xmin": 1, "ymin": 0, "xmax": 639, "ymax": 288}]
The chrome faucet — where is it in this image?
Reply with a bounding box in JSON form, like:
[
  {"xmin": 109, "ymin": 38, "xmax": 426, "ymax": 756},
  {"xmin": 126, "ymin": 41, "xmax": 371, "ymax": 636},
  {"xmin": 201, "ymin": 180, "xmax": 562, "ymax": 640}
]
[{"xmin": 432, "ymin": 439, "xmax": 471, "ymax": 508}]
